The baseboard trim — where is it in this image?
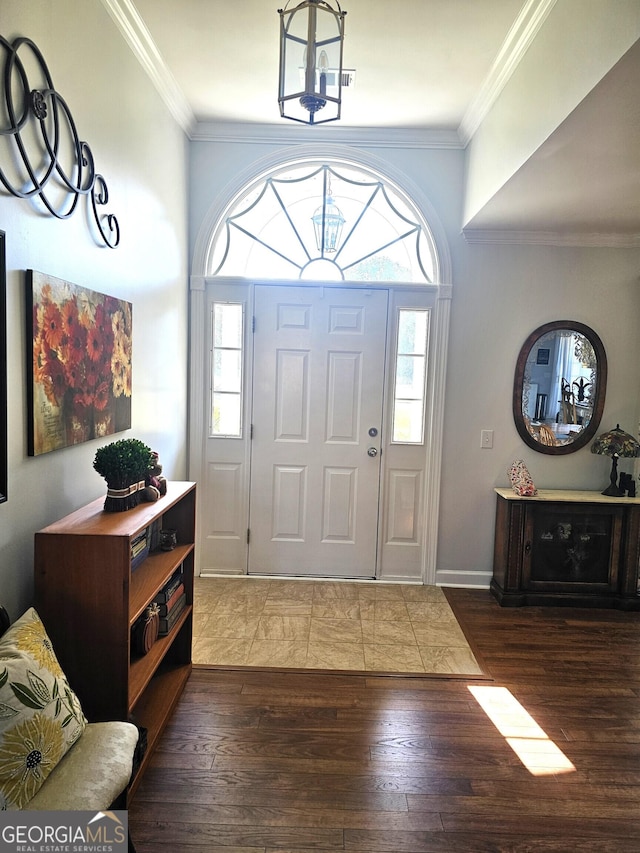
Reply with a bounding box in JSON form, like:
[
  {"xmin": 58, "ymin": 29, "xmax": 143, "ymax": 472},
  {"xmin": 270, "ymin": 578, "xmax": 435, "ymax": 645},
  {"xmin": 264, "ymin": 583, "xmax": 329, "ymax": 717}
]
[
  {"xmin": 198, "ymin": 569, "xmax": 493, "ymax": 590},
  {"xmin": 436, "ymin": 570, "xmax": 492, "ymax": 589}
]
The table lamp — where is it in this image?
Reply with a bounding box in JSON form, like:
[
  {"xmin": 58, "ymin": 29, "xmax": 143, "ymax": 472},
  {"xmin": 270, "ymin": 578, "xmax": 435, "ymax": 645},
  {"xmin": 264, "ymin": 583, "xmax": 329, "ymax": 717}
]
[{"xmin": 590, "ymin": 424, "xmax": 639, "ymax": 496}]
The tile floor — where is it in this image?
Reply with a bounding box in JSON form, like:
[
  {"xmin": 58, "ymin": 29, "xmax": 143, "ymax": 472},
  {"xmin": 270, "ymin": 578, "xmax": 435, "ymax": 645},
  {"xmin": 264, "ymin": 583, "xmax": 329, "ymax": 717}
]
[{"xmin": 192, "ymin": 576, "xmax": 483, "ymax": 675}]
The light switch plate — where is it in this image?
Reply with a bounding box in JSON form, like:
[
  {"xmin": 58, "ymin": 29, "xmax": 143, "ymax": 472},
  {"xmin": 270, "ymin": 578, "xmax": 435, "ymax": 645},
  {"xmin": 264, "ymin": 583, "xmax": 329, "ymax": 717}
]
[{"xmin": 481, "ymin": 429, "xmax": 494, "ymax": 449}]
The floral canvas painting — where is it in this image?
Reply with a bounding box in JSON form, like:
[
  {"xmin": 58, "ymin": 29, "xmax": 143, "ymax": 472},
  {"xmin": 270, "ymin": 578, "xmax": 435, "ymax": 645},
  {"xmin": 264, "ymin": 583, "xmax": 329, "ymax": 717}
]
[{"xmin": 27, "ymin": 271, "xmax": 132, "ymax": 456}]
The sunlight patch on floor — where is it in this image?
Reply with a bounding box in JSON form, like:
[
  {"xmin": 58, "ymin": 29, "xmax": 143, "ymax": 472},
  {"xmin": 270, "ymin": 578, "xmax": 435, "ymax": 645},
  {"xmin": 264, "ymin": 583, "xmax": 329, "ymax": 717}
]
[{"xmin": 468, "ymin": 685, "xmax": 576, "ymax": 776}]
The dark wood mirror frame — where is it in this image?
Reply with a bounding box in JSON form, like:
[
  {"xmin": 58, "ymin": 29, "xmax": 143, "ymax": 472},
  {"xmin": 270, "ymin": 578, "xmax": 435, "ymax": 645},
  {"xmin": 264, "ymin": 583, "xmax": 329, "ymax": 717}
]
[
  {"xmin": 0, "ymin": 231, "xmax": 6, "ymax": 503},
  {"xmin": 513, "ymin": 320, "xmax": 607, "ymax": 456}
]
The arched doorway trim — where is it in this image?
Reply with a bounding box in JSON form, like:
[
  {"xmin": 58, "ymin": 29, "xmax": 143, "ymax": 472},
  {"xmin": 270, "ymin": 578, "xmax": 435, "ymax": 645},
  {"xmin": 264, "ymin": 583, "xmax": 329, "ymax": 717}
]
[
  {"xmin": 189, "ymin": 145, "xmax": 452, "ymax": 585},
  {"xmin": 191, "ymin": 144, "xmax": 453, "ymax": 285}
]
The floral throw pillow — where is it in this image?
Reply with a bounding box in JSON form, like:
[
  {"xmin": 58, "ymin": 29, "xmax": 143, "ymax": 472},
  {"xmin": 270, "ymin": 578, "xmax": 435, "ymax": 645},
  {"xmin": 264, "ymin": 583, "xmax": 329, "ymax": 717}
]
[{"xmin": 0, "ymin": 608, "xmax": 87, "ymax": 810}]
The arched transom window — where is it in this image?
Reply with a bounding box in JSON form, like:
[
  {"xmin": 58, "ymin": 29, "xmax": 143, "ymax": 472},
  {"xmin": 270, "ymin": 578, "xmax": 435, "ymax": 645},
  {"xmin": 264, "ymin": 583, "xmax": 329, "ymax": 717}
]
[{"xmin": 209, "ymin": 161, "xmax": 438, "ymax": 283}]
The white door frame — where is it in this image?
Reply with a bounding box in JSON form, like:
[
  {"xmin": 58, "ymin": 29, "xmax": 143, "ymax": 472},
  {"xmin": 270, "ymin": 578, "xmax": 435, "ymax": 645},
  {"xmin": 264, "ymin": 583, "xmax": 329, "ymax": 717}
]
[
  {"xmin": 189, "ymin": 276, "xmax": 452, "ymax": 585},
  {"xmin": 188, "ymin": 145, "xmax": 453, "ymax": 585}
]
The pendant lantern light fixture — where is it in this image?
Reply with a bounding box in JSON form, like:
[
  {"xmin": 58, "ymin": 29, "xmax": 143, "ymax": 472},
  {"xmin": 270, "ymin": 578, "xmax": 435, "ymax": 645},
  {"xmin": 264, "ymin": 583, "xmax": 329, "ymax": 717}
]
[
  {"xmin": 312, "ymin": 175, "xmax": 345, "ymax": 253},
  {"xmin": 278, "ymin": 0, "xmax": 347, "ymax": 125}
]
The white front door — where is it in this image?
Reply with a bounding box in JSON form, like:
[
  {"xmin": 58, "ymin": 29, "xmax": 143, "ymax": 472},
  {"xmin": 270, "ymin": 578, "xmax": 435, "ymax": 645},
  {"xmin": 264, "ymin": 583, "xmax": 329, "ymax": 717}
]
[
  {"xmin": 197, "ymin": 280, "xmax": 438, "ymax": 583},
  {"xmin": 248, "ymin": 285, "xmax": 389, "ymax": 577}
]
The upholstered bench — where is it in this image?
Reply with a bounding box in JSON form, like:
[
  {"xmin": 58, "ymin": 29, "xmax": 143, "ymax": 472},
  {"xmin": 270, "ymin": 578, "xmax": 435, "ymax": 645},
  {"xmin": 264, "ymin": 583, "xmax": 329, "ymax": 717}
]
[
  {"xmin": 24, "ymin": 720, "xmax": 139, "ymax": 811},
  {"xmin": 0, "ymin": 605, "xmax": 138, "ymax": 849}
]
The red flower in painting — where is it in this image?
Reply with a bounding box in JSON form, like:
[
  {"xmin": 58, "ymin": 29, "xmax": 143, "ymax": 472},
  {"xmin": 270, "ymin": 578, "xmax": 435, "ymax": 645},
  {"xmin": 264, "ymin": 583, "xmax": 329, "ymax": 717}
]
[
  {"xmin": 60, "ymin": 299, "xmax": 79, "ymax": 340},
  {"xmin": 86, "ymin": 323, "xmax": 105, "ymax": 363},
  {"xmin": 64, "ymin": 358, "xmax": 86, "ymax": 391},
  {"xmin": 42, "ymin": 302, "xmax": 66, "ymax": 351},
  {"xmin": 60, "ymin": 301, "xmax": 86, "ymax": 369},
  {"xmin": 63, "ymin": 323, "xmax": 88, "ymax": 380},
  {"xmin": 94, "ymin": 303, "xmax": 114, "ymax": 353},
  {"xmin": 85, "ymin": 358, "xmax": 100, "ymax": 390},
  {"xmin": 69, "ymin": 392, "xmax": 93, "ymax": 422},
  {"xmin": 93, "ymin": 380, "xmax": 111, "ymax": 412}
]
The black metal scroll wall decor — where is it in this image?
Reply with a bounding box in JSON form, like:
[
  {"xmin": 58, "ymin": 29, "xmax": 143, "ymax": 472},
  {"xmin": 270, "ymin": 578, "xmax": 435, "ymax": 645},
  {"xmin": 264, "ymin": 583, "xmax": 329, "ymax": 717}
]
[{"xmin": 0, "ymin": 35, "xmax": 120, "ymax": 248}]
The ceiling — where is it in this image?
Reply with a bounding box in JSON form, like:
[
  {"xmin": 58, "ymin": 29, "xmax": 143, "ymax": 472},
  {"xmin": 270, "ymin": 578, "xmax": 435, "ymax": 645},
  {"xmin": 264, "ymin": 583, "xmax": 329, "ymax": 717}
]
[{"xmin": 125, "ymin": 0, "xmax": 640, "ymax": 244}]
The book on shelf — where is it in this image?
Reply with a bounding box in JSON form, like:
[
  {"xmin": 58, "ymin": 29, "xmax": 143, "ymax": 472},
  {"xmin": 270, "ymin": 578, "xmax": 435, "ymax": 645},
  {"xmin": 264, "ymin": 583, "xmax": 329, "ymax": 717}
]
[
  {"xmin": 131, "ymin": 528, "xmax": 147, "ymax": 550},
  {"xmin": 154, "ymin": 565, "xmax": 183, "ymax": 603},
  {"xmin": 132, "ymin": 540, "xmax": 147, "ymax": 557},
  {"xmin": 156, "ymin": 582, "xmax": 184, "ymax": 616},
  {"xmin": 130, "ymin": 528, "xmax": 150, "ymax": 571},
  {"xmin": 158, "ymin": 593, "xmax": 187, "ymax": 636}
]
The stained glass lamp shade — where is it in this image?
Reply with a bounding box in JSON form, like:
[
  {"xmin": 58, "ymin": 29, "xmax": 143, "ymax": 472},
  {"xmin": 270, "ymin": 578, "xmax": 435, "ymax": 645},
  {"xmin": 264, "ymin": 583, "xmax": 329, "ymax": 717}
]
[{"xmin": 591, "ymin": 425, "xmax": 639, "ymax": 496}]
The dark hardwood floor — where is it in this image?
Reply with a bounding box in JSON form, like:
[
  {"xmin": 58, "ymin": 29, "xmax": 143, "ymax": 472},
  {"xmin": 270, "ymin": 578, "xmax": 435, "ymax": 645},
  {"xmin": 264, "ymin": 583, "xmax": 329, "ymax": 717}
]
[{"xmin": 128, "ymin": 588, "xmax": 640, "ymax": 852}]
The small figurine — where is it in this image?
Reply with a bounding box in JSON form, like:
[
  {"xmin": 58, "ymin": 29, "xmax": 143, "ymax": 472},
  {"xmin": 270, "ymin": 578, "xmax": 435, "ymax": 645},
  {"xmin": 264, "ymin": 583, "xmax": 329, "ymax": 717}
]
[
  {"xmin": 141, "ymin": 451, "xmax": 168, "ymax": 502},
  {"xmin": 618, "ymin": 472, "xmax": 635, "ymax": 498}
]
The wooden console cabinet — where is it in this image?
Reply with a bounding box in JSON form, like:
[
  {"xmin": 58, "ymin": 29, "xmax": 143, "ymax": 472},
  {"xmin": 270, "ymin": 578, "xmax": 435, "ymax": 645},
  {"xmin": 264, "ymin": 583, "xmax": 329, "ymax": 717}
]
[
  {"xmin": 34, "ymin": 481, "xmax": 196, "ymax": 801},
  {"xmin": 491, "ymin": 488, "xmax": 640, "ymax": 609}
]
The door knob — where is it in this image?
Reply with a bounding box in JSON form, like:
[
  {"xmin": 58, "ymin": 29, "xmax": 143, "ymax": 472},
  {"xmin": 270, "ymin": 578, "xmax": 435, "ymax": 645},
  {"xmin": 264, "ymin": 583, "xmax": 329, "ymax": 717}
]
[{"xmin": 367, "ymin": 447, "xmax": 378, "ymax": 457}]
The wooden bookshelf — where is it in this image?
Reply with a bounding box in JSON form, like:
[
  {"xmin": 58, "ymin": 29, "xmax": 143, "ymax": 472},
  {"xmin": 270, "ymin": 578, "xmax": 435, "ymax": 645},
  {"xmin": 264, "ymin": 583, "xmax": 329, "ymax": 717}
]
[{"xmin": 34, "ymin": 481, "xmax": 196, "ymax": 803}]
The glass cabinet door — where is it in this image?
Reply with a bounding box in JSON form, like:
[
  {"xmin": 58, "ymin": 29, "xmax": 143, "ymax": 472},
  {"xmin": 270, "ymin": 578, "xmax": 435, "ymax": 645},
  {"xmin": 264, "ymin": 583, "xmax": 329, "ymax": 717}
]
[{"xmin": 523, "ymin": 504, "xmax": 623, "ymax": 591}]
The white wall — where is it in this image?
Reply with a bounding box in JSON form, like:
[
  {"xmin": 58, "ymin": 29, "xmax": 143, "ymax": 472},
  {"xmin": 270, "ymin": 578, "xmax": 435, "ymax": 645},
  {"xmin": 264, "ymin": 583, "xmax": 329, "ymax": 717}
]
[
  {"xmin": 463, "ymin": 0, "xmax": 640, "ymax": 227},
  {"xmin": 439, "ymin": 241, "xmax": 640, "ymax": 586},
  {"xmin": 2, "ymin": 3, "xmax": 639, "ymax": 614},
  {"xmin": 189, "ymin": 135, "xmax": 640, "ymax": 587},
  {"xmin": 0, "ymin": 1, "xmax": 189, "ymax": 617}
]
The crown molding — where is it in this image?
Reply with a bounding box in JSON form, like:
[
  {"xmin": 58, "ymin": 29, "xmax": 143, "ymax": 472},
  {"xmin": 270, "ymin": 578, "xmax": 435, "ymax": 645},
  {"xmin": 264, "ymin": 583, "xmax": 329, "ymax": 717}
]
[
  {"xmin": 458, "ymin": 0, "xmax": 557, "ymax": 146},
  {"xmin": 461, "ymin": 228, "xmax": 640, "ymax": 249},
  {"xmin": 103, "ymin": 0, "xmax": 464, "ymax": 148},
  {"xmin": 190, "ymin": 121, "xmax": 463, "ymax": 149},
  {"xmin": 100, "ymin": 0, "xmax": 196, "ymax": 134}
]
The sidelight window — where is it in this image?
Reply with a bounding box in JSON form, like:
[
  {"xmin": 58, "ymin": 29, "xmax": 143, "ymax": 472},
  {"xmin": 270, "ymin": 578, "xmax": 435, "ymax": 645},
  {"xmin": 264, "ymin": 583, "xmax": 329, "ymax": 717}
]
[
  {"xmin": 210, "ymin": 302, "xmax": 244, "ymax": 437},
  {"xmin": 392, "ymin": 309, "xmax": 429, "ymax": 443}
]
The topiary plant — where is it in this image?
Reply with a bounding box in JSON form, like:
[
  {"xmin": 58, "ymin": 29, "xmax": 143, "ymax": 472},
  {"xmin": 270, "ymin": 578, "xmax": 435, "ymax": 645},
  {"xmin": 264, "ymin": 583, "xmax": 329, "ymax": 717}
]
[{"xmin": 93, "ymin": 438, "xmax": 154, "ymax": 511}]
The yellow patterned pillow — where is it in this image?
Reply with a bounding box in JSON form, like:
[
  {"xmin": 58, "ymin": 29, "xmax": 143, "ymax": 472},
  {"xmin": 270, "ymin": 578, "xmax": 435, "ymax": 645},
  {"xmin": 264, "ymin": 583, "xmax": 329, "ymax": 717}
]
[{"xmin": 0, "ymin": 608, "xmax": 87, "ymax": 809}]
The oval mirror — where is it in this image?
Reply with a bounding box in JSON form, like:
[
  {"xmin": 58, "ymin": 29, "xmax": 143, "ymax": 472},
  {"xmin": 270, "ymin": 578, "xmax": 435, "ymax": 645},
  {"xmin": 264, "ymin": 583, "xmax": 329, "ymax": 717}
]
[{"xmin": 513, "ymin": 321, "xmax": 607, "ymax": 455}]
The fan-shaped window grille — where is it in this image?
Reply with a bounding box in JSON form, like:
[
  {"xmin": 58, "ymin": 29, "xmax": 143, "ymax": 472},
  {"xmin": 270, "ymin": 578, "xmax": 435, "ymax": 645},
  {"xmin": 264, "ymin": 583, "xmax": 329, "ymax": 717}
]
[{"xmin": 209, "ymin": 162, "xmax": 437, "ymax": 283}]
